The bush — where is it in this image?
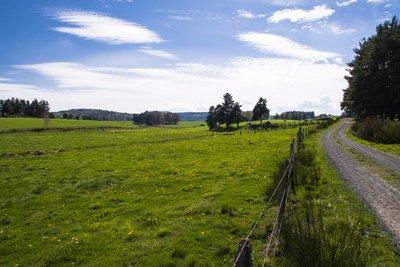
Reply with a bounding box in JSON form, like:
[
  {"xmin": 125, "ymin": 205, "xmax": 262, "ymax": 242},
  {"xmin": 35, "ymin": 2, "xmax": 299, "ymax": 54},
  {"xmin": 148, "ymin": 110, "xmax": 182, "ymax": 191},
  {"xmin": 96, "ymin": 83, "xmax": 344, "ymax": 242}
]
[{"xmin": 352, "ymin": 117, "xmax": 400, "ymax": 144}]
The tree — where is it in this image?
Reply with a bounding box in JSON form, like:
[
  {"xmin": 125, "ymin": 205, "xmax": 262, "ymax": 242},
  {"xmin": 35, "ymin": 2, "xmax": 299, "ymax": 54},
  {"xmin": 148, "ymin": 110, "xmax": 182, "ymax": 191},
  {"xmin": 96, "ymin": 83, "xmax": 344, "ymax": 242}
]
[
  {"xmin": 206, "ymin": 93, "xmax": 243, "ymax": 130},
  {"xmin": 341, "ymin": 16, "xmax": 400, "ymax": 119},
  {"xmin": 252, "ymin": 97, "xmax": 270, "ymax": 125},
  {"xmin": 206, "ymin": 106, "xmax": 218, "ymax": 130},
  {"xmin": 221, "ymin": 93, "xmax": 235, "ymax": 128},
  {"xmin": 232, "ymin": 102, "xmax": 244, "ymax": 128}
]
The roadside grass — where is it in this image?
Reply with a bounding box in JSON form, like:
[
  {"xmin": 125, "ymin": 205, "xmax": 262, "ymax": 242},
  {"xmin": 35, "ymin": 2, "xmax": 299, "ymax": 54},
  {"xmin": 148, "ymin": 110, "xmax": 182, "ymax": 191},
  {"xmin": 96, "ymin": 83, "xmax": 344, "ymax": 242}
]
[
  {"xmin": 0, "ymin": 123, "xmax": 298, "ymax": 266},
  {"xmin": 275, "ymin": 126, "xmax": 400, "ymax": 266},
  {"xmin": 345, "ymin": 126, "xmax": 400, "ymax": 157}
]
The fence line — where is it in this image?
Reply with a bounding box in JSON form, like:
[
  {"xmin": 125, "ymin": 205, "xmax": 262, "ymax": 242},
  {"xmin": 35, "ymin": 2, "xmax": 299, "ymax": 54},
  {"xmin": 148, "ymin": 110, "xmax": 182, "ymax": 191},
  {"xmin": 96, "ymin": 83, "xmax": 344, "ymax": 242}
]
[{"xmin": 233, "ymin": 125, "xmax": 316, "ymax": 267}]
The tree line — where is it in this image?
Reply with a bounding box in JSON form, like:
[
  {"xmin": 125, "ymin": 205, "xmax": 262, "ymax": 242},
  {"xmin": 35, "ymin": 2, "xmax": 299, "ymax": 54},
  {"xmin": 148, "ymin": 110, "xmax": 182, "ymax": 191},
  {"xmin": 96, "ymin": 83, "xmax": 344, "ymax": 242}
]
[
  {"xmin": 341, "ymin": 16, "xmax": 400, "ymax": 119},
  {"xmin": 0, "ymin": 98, "xmax": 50, "ymax": 118},
  {"xmin": 206, "ymin": 93, "xmax": 269, "ymax": 130},
  {"xmin": 54, "ymin": 109, "xmax": 134, "ymax": 121},
  {"xmin": 274, "ymin": 111, "xmax": 315, "ymax": 120},
  {"xmin": 132, "ymin": 111, "xmax": 180, "ymax": 125}
]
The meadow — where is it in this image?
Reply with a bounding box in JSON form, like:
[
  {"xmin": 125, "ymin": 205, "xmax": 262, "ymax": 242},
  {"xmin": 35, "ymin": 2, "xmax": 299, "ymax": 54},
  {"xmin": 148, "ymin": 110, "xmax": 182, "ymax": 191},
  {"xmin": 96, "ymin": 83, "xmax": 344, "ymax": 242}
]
[
  {"xmin": 0, "ymin": 118, "xmax": 298, "ymax": 266},
  {"xmin": 1, "ymin": 118, "xmax": 398, "ymax": 266}
]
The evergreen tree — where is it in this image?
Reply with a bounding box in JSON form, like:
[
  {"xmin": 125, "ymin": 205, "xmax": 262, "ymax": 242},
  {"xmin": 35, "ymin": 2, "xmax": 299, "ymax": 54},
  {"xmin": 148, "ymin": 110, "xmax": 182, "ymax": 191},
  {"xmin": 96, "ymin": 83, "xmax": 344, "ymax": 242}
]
[
  {"xmin": 252, "ymin": 97, "xmax": 270, "ymax": 125},
  {"xmin": 341, "ymin": 16, "xmax": 400, "ymax": 119}
]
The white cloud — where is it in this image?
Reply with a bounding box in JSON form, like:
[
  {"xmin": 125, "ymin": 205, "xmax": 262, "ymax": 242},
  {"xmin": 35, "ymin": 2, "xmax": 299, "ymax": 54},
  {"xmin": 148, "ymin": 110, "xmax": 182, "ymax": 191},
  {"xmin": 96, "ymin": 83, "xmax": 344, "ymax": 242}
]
[
  {"xmin": 267, "ymin": 4, "xmax": 335, "ymax": 24},
  {"xmin": 0, "ymin": 77, "xmax": 12, "ymax": 82},
  {"xmin": 236, "ymin": 10, "xmax": 266, "ymax": 19},
  {"xmin": 168, "ymin": 16, "xmax": 194, "ymax": 21},
  {"xmin": 367, "ymin": 0, "xmax": 387, "ymax": 4},
  {"xmin": 266, "ymin": 0, "xmax": 307, "ymax": 6},
  {"xmin": 237, "ymin": 9, "xmax": 256, "ymax": 19},
  {"xmin": 336, "ymin": 0, "xmax": 357, "ymax": 7},
  {"xmin": 13, "ymin": 57, "xmax": 346, "ymax": 114},
  {"xmin": 50, "ymin": 10, "xmax": 162, "ymax": 44},
  {"xmin": 237, "ymin": 32, "xmax": 341, "ymax": 62},
  {"xmin": 137, "ymin": 49, "xmax": 178, "ymax": 60},
  {"xmin": 325, "ymin": 23, "xmax": 356, "ymax": 34}
]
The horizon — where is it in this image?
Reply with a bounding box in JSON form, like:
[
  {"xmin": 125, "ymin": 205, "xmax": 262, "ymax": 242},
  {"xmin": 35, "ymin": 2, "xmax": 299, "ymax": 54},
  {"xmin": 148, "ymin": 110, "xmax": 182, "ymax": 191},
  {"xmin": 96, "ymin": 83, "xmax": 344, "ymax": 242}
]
[{"xmin": 1, "ymin": 0, "xmax": 398, "ymax": 115}]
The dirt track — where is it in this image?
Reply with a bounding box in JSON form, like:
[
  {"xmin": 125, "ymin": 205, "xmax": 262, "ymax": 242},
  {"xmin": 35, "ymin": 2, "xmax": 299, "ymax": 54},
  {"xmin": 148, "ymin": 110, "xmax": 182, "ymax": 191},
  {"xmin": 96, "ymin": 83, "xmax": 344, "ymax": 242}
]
[{"xmin": 322, "ymin": 120, "xmax": 400, "ymax": 243}]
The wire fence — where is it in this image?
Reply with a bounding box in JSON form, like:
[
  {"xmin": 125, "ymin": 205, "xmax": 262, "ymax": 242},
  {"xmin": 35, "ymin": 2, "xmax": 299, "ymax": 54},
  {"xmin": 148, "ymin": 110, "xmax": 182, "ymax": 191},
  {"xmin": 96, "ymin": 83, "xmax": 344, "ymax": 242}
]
[{"xmin": 233, "ymin": 125, "xmax": 317, "ymax": 267}]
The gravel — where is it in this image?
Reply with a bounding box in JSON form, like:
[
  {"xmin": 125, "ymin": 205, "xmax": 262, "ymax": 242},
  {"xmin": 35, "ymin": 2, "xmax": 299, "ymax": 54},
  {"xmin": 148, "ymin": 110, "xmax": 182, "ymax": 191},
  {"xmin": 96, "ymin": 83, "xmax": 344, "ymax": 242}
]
[{"xmin": 322, "ymin": 122, "xmax": 400, "ymax": 244}]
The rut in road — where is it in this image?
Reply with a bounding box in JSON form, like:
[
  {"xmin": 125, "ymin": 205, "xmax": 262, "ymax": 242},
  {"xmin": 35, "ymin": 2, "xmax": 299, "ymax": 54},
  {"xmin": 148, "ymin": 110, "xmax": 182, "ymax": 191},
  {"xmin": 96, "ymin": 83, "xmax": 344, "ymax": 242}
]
[{"xmin": 322, "ymin": 122, "xmax": 400, "ymax": 244}]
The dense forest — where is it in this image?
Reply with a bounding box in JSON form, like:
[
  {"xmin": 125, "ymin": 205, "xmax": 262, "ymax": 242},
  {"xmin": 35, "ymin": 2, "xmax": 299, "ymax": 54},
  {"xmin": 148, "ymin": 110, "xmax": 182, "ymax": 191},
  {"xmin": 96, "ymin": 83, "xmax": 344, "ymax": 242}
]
[{"xmin": 0, "ymin": 98, "xmax": 50, "ymax": 118}]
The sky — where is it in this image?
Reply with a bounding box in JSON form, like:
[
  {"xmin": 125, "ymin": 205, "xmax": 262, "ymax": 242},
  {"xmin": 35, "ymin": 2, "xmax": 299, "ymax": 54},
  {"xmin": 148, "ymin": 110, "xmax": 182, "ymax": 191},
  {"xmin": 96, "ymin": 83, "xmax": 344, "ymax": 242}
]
[{"xmin": 0, "ymin": 0, "xmax": 398, "ymax": 115}]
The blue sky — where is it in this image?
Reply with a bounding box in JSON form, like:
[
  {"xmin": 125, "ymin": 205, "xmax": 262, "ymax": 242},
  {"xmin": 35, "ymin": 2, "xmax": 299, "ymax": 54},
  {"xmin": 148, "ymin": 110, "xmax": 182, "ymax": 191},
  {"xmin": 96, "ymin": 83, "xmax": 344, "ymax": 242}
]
[{"xmin": 0, "ymin": 0, "xmax": 398, "ymax": 114}]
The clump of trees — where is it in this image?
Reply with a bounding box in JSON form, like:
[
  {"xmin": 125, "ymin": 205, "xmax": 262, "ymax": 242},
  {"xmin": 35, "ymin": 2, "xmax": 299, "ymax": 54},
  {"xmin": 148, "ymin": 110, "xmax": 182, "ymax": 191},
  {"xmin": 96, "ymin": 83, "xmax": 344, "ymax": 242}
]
[
  {"xmin": 206, "ymin": 93, "xmax": 244, "ymax": 130},
  {"xmin": 341, "ymin": 16, "xmax": 400, "ymax": 119},
  {"xmin": 132, "ymin": 111, "xmax": 180, "ymax": 126},
  {"xmin": 0, "ymin": 98, "xmax": 50, "ymax": 118},
  {"xmin": 275, "ymin": 111, "xmax": 315, "ymax": 120},
  {"xmin": 206, "ymin": 93, "xmax": 270, "ymax": 130}
]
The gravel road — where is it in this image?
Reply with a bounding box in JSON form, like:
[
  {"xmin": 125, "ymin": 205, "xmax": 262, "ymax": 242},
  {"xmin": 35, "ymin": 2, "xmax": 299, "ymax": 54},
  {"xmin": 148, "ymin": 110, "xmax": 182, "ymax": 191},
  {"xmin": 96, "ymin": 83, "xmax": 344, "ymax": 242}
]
[{"xmin": 322, "ymin": 121, "xmax": 400, "ymax": 243}]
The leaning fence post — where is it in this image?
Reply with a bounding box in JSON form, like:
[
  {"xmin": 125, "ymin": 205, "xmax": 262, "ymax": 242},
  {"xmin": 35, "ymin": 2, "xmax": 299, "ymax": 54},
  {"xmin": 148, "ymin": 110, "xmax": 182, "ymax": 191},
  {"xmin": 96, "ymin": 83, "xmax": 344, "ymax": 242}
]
[{"xmin": 234, "ymin": 239, "xmax": 253, "ymax": 267}]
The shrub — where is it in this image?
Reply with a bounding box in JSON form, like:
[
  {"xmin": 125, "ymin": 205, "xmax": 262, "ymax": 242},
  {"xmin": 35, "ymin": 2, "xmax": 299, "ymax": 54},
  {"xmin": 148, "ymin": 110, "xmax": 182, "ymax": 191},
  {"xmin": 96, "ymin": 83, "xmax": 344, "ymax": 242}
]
[{"xmin": 352, "ymin": 117, "xmax": 400, "ymax": 144}]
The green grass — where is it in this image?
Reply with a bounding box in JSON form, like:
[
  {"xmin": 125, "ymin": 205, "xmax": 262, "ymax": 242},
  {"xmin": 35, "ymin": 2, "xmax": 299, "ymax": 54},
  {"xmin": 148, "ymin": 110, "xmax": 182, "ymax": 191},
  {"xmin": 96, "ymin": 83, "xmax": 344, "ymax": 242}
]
[
  {"xmin": 0, "ymin": 118, "xmax": 207, "ymax": 132},
  {"xmin": 346, "ymin": 125, "xmax": 400, "ymax": 157},
  {"xmin": 0, "ymin": 122, "xmax": 298, "ymax": 266}
]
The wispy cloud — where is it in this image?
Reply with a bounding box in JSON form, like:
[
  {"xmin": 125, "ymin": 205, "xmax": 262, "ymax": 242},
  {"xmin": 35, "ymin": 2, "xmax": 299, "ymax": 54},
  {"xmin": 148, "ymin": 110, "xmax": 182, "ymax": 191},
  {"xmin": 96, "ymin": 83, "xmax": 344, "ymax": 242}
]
[
  {"xmin": 0, "ymin": 77, "xmax": 12, "ymax": 82},
  {"xmin": 50, "ymin": 10, "xmax": 162, "ymax": 44},
  {"xmin": 237, "ymin": 32, "xmax": 341, "ymax": 62},
  {"xmin": 367, "ymin": 0, "xmax": 387, "ymax": 4},
  {"xmin": 168, "ymin": 16, "xmax": 194, "ymax": 21},
  {"xmin": 13, "ymin": 58, "xmax": 346, "ymax": 114},
  {"xmin": 266, "ymin": 0, "xmax": 307, "ymax": 6},
  {"xmin": 137, "ymin": 49, "xmax": 178, "ymax": 60},
  {"xmin": 325, "ymin": 23, "xmax": 356, "ymax": 34},
  {"xmin": 336, "ymin": 0, "xmax": 357, "ymax": 7},
  {"xmin": 236, "ymin": 10, "xmax": 266, "ymax": 19},
  {"xmin": 267, "ymin": 4, "xmax": 335, "ymax": 24}
]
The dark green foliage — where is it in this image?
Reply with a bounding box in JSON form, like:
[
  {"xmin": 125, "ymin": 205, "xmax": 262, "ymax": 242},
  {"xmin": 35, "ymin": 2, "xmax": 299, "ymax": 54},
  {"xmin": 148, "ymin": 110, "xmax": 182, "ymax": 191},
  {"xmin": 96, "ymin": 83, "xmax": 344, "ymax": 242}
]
[
  {"xmin": 252, "ymin": 97, "xmax": 270, "ymax": 125},
  {"xmin": 55, "ymin": 108, "xmax": 134, "ymax": 121},
  {"xmin": 132, "ymin": 111, "xmax": 180, "ymax": 125},
  {"xmin": 341, "ymin": 16, "xmax": 400, "ymax": 119},
  {"xmin": 206, "ymin": 93, "xmax": 244, "ymax": 130},
  {"xmin": 0, "ymin": 98, "xmax": 49, "ymax": 118},
  {"xmin": 275, "ymin": 111, "xmax": 315, "ymax": 120},
  {"xmin": 352, "ymin": 117, "xmax": 400, "ymax": 144}
]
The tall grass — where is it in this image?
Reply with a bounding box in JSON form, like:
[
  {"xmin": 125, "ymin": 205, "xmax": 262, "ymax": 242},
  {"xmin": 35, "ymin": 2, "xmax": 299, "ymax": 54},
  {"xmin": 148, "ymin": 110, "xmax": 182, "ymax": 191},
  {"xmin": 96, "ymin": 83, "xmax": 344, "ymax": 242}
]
[{"xmin": 281, "ymin": 200, "xmax": 369, "ymax": 267}]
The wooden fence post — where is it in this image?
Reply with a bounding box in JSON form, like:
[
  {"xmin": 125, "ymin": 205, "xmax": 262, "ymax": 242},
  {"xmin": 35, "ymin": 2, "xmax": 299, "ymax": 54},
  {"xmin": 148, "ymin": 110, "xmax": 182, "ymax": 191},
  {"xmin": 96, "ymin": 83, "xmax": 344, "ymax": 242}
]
[{"xmin": 234, "ymin": 239, "xmax": 253, "ymax": 267}]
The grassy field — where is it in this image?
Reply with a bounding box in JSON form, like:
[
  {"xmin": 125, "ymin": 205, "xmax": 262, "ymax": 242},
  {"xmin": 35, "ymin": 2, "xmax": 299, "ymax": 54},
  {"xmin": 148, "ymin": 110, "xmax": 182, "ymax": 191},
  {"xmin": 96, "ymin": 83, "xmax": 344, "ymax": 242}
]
[
  {"xmin": 0, "ymin": 119, "xmax": 298, "ymax": 266},
  {"xmin": 1, "ymin": 118, "xmax": 397, "ymax": 266}
]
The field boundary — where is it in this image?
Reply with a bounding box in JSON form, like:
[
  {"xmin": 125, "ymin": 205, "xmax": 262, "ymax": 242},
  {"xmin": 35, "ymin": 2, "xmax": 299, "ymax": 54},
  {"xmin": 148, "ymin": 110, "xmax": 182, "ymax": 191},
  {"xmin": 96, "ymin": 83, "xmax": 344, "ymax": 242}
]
[{"xmin": 233, "ymin": 125, "xmax": 317, "ymax": 267}]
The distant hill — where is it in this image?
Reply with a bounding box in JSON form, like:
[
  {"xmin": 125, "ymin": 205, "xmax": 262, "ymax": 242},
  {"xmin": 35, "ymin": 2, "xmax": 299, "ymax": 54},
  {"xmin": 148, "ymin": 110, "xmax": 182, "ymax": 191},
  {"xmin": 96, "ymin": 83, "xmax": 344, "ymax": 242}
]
[
  {"xmin": 53, "ymin": 109, "xmax": 133, "ymax": 121},
  {"xmin": 53, "ymin": 109, "xmax": 207, "ymax": 122},
  {"xmin": 177, "ymin": 112, "xmax": 207, "ymax": 121}
]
